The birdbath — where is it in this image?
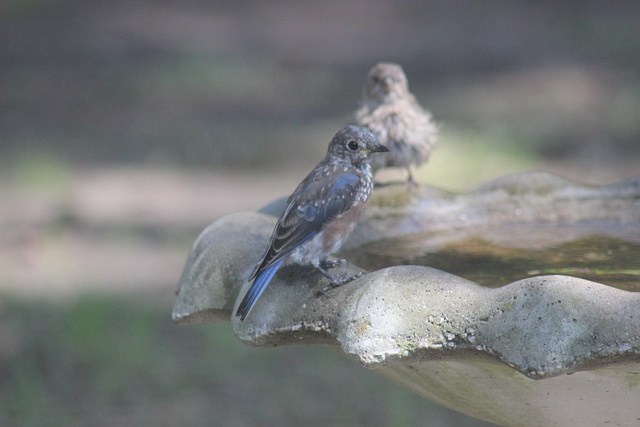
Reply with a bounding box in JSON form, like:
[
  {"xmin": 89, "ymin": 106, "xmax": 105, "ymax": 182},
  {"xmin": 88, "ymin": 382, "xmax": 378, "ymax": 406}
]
[{"xmin": 173, "ymin": 171, "xmax": 640, "ymax": 427}]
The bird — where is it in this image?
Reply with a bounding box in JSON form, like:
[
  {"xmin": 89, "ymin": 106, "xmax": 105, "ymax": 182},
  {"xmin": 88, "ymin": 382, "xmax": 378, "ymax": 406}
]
[
  {"xmin": 350, "ymin": 62, "xmax": 438, "ymax": 184},
  {"xmin": 235, "ymin": 125, "xmax": 389, "ymax": 322}
]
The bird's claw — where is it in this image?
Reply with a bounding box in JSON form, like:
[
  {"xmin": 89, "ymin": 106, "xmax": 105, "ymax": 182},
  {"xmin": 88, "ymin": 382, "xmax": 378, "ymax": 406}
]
[
  {"xmin": 319, "ymin": 259, "xmax": 347, "ymax": 269},
  {"xmin": 315, "ymin": 271, "xmax": 364, "ymax": 297}
]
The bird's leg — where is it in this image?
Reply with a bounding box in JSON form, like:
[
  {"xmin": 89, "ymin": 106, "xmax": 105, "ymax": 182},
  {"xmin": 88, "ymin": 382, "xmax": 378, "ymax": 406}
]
[
  {"xmin": 314, "ymin": 260, "xmax": 364, "ymax": 296},
  {"xmin": 406, "ymin": 167, "xmax": 418, "ymax": 187}
]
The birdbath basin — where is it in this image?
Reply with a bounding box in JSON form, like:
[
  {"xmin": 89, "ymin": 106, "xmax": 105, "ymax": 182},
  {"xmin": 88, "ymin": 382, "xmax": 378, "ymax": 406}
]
[{"xmin": 173, "ymin": 172, "xmax": 640, "ymax": 427}]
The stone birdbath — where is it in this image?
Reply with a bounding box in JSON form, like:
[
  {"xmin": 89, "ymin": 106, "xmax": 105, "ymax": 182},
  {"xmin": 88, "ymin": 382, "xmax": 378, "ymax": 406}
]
[{"xmin": 173, "ymin": 171, "xmax": 640, "ymax": 427}]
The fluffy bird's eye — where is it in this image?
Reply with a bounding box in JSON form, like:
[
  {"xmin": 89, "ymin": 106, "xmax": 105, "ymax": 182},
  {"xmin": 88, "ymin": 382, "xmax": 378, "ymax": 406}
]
[{"xmin": 347, "ymin": 140, "xmax": 359, "ymax": 151}]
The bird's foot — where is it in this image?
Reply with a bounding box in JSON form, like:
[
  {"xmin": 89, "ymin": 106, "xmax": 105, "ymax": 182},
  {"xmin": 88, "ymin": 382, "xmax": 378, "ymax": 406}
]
[
  {"xmin": 406, "ymin": 174, "xmax": 419, "ymax": 188},
  {"xmin": 319, "ymin": 259, "xmax": 347, "ymax": 269},
  {"xmin": 314, "ymin": 259, "xmax": 365, "ymax": 296},
  {"xmin": 315, "ymin": 271, "xmax": 364, "ymax": 296}
]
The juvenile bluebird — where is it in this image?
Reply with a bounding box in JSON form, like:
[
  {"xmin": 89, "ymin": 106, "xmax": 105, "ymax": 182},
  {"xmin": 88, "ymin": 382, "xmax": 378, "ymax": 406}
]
[
  {"xmin": 350, "ymin": 62, "xmax": 438, "ymax": 184},
  {"xmin": 235, "ymin": 126, "xmax": 389, "ymax": 322}
]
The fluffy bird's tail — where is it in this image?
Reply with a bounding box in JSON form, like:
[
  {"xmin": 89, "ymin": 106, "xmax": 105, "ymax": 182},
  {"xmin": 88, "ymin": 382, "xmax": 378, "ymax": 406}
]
[{"xmin": 235, "ymin": 259, "xmax": 284, "ymax": 322}]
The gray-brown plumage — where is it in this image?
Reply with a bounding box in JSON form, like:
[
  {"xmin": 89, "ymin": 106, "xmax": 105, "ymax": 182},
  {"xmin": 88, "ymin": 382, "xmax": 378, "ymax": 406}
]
[{"xmin": 350, "ymin": 62, "xmax": 438, "ymax": 183}]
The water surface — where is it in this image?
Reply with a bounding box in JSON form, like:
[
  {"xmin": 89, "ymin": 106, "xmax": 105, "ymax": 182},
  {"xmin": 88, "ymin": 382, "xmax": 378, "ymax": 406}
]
[{"xmin": 349, "ymin": 227, "xmax": 640, "ymax": 292}]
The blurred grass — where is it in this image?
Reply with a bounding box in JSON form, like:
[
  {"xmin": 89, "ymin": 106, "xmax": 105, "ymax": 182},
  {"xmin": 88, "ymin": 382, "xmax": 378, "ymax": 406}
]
[
  {"xmin": 0, "ymin": 293, "xmax": 495, "ymax": 427},
  {"xmin": 9, "ymin": 150, "xmax": 72, "ymax": 192}
]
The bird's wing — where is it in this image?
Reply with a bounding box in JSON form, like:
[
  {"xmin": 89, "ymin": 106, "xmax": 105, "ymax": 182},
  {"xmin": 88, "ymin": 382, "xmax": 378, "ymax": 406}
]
[{"xmin": 250, "ymin": 171, "xmax": 362, "ymax": 280}]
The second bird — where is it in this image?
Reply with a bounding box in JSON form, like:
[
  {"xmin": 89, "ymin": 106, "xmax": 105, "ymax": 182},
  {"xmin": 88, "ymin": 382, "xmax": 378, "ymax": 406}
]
[
  {"xmin": 235, "ymin": 125, "xmax": 389, "ymax": 322},
  {"xmin": 350, "ymin": 62, "xmax": 439, "ymax": 184}
]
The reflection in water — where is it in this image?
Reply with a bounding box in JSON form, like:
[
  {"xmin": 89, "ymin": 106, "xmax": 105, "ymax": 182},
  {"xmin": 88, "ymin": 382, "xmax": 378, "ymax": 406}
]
[{"xmin": 349, "ymin": 232, "xmax": 640, "ymax": 292}]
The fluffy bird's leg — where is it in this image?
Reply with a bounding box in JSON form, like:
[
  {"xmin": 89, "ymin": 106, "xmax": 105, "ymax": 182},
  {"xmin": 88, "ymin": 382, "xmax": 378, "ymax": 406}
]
[{"xmin": 406, "ymin": 166, "xmax": 418, "ymax": 187}]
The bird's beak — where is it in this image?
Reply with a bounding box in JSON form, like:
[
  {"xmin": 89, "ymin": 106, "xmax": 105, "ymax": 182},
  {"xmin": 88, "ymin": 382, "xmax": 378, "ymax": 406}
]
[
  {"xmin": 371, "ymin": 144, "xmax": 390, "ymax": 153},
  {"xmin": 381, "ymin": 77, "xmax": 393, "ymax": 93}
]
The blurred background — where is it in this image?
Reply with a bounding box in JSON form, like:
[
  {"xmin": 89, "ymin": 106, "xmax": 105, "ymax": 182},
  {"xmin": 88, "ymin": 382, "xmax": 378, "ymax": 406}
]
[{"xmin": 1, "ymin": 1, "xmax": 639, "ymax": 425}]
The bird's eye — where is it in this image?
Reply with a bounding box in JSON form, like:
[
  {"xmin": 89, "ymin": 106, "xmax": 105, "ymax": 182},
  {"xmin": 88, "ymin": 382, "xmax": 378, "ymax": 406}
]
[{"xmin": 347, "ymin": 140, "xmax": 359, "ymax": 151}]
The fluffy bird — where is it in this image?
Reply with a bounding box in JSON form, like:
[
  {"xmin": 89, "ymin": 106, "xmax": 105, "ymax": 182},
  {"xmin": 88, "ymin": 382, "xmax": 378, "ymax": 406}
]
[
  {"xmin": 350, "ymin": 62, "xmax": 438, "ymax": 183},
  {"xmin": 235, "ymin": 126, "xmax": 389, "ymax": 322}
]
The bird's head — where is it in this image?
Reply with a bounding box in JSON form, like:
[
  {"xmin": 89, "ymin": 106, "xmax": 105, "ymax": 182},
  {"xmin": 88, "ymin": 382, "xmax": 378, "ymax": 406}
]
[
  {"xmin": 363, "ymin": 62, "xmax": 410, "ymax": 103},
  {"xmin": 327, "ymin": 125, "xmax": 389, "ymax": 167}
]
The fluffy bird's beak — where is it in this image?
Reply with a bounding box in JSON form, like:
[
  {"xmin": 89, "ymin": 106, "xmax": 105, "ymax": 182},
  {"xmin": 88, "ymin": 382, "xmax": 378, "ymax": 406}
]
[{"xmin": 381, "ymin": 77, "xmax": 393, "ymax": 93}]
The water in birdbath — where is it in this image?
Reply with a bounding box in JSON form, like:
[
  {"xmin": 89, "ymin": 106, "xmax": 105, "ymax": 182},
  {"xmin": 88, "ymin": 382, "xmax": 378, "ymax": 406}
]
[{"xmin": 348, "ymin": 225, "xmax": 640, "ymax": 292}]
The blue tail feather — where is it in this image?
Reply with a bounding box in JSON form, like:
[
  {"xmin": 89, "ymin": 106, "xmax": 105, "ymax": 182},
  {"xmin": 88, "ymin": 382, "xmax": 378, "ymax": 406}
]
[{"xmin": 236, "ymin": 259, "xmax": 284, "ymax": 322}]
